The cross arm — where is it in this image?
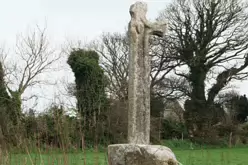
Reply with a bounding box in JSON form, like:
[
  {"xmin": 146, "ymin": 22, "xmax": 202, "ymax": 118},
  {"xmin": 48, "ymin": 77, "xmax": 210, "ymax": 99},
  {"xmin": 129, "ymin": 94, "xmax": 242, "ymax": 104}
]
[{"xmin": 141, "ymin": 18, "xmax": 167, "ymax": 37}]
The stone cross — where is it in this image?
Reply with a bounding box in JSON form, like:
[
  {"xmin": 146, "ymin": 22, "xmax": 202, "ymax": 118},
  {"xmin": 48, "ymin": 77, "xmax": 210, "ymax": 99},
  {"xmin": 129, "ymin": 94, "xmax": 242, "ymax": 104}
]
[{"xmin": 128, "ymin": 1, "xmax": 167, "ymax": 144}]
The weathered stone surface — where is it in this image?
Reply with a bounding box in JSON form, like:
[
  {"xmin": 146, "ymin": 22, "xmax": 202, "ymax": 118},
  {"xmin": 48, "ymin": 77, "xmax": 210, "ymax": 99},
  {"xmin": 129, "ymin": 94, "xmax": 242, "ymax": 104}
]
[
  {"xmin": 128, "ymin": 1, "xmax": 167, "ymax": 144},
  {"xmin": 108, "ymin": 144, "xmax": 180, "ymax": 165},
  {"xmin": 107, "ymin": 2, "xmax": 179, "ymax": 165}
]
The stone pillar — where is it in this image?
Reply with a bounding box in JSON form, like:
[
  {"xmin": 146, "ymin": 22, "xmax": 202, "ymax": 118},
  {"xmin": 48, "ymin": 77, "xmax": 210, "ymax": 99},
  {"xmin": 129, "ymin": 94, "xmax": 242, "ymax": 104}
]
[
  {"xmin": 127, "ymin": 1, "xmax": 166, "ymax": 144},
  {"xmin": 108, "ymin": 2, "xmax": 180, "ymax": 165}
]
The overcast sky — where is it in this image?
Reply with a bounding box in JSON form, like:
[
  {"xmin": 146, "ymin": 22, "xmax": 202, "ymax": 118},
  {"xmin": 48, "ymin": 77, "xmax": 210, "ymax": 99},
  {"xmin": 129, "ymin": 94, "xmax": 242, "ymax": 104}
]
[
  {"xmin": 0, "ymin": 0, "xmax": 170, "ymax": 44},
  {"xmin": 0, "ymin": 0, "xmax": 248, "ymax": 112}
]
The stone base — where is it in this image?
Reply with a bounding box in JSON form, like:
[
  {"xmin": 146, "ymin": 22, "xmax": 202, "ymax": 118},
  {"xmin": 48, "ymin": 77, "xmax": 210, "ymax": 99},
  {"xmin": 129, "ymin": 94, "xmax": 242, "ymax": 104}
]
[{"xmin": 108, "ymin": 144, "xmax": 180, "ymax": 165}]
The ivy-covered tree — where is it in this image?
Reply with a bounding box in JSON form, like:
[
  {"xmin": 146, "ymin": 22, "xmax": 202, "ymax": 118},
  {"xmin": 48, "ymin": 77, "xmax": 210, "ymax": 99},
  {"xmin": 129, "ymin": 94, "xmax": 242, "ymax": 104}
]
[
  {"xmin": 0, "ymin": 62, "xmax": 12, "ymax": 145},
  {"xmin": 225, "ymin": 94, "xmax": 248, "ymax": 123},
  {"xmin": 67, "ymin": 49, "xmax": 106, "ymax": 142},
  {"xmin": 0, "ymin": 62, "xmax": 11, "ymax": 114},
  {"xmin": 150, "ymin": 94, "xmax": 166, "ymax": 117},
  {"xmin": 235, "ymin": 95, "xmax": 248, "ymax": 122}
]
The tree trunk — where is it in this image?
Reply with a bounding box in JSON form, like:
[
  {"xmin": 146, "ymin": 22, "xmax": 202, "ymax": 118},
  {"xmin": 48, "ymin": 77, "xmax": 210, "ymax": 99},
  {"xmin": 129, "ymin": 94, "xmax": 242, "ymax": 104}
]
[
  {"xmin": 184, "ymin": 67, "xmax": 211, "ymax": 137},
  {"xmin": 8, "ymin": 92, "xmax": 22, "ymax": 125}
]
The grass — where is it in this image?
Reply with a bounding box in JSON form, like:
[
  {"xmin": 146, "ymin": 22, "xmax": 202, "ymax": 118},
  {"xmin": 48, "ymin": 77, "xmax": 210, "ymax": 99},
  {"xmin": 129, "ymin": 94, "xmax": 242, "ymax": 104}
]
[
  {"xmin": 161, "ymin": 139, "xmax": 229, "ymax": 150},
  {"xmin": 5, "ymin": 151, "xmax": 108, "ymax": 165},
  {"xmin": 174, "ymin": 148, "xmax": 248, "ymax": 165},
  {"xmin": 1, "ymin": 147, "xmax": 248, "ymax": 165}
]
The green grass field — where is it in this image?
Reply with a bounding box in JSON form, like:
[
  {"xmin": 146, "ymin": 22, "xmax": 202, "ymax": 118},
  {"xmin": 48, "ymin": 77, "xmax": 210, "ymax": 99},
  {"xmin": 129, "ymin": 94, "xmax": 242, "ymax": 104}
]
[
  {"xmin": 175, "ymin": 148, "xmax": 248, "ymax": 165},
  {"xmin": 2, "ymin": 148, "xmax": 248, "ymax": 165}
]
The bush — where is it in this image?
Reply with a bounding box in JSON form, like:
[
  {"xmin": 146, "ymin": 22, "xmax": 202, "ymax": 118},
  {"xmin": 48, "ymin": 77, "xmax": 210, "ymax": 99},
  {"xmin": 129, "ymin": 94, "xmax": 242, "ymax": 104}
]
[{"xmin": 161, "ymin": 119, "xmax": 188, "ymax": 140}]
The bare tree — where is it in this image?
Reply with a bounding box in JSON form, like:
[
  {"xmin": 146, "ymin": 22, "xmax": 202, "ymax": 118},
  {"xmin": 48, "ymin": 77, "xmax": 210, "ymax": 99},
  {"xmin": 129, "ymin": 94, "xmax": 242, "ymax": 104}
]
[
  {"xmin": 150, "ymin": 36, "xmax": 187, "ymax": 98},
  {"xmin": 91, "ymin": 33, "xmax": 129, "ymax": 100},
  {"xmin": 91, "ymin": 32, "xmax": 182, "ymax": 100},
  {"xmin": 2, "ymin": 26, "xmax": 60, "ymax": 122},
  {"xmin": 159, "ymin": 0, "xmax": 248, "ymax": 135},
  {"xmin": 150, "ymin": 37, "xmax": 182, "ymax": 88},
  {"xmin": 153, "ymin": 76, "xmax": 190, "ymax": 99}
]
